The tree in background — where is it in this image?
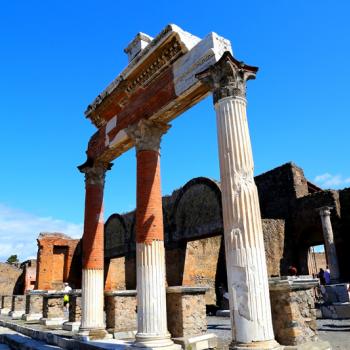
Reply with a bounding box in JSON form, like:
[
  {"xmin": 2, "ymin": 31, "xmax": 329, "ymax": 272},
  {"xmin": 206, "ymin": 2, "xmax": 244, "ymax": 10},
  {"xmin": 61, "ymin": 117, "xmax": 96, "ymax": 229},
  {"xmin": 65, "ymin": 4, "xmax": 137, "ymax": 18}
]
[{"xmin": 6, "ymin": 254, "xmax": 19, "ymax": 265}]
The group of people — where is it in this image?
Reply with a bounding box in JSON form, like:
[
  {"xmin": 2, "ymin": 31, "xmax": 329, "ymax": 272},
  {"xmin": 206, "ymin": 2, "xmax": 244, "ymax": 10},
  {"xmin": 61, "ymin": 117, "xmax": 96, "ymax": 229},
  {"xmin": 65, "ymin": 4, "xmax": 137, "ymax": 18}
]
[{"xmin": 318, "ymin": 266, "xmax": 331, "ymax": 285}]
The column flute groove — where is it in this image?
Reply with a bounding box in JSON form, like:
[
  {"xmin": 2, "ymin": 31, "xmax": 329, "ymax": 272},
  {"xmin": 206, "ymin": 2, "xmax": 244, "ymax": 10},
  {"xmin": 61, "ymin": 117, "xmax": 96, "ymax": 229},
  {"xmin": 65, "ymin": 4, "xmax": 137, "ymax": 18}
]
[{"xmin": 197, "ymin": 52, "xmax": 280, "ymax": 349}]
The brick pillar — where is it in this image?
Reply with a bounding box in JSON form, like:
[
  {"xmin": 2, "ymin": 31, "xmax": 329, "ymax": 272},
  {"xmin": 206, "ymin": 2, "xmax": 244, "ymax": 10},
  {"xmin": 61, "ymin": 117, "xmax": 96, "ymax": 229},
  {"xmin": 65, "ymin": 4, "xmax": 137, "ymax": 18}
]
[
  {"xmin": 197, "ymin": 53, "xmax": 280, "ymax": 350},
  {"xmin": 127, "ymin": 119, "xmax": 179, "ymax": 350},
  {"xmin": 77, "ymin": 161, "xmax": 112, "ymax": 340}
]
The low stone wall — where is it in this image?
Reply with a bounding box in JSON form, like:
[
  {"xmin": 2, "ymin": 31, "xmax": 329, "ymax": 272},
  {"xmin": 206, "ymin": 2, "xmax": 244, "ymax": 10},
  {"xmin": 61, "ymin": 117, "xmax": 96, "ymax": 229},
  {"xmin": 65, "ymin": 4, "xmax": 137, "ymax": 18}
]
[
  {"xmin": 269, "ymin": 277, "xmax": 319, "ymax": 346},
  {"xmin": 2, "ymin": 296, "xmax": 12, "ymax": 309},
  {"xmin": 42, "ymin": 292, "xmax": 66, "ymax": 325},
  {"xmin": 25, "ymin": 292, "xmax": 44, "ymax": 314},
  {"xmin": 166, "ymin": 286, "xmax": 207, "ymax": 338},
  {"xmin": 23, "ymin": 291, "xmax": 45, "ymax": 321},
  {"xmin": 69, "ymin": 291, "xmax": 82, "ymax": 322},
  {"xmin": 105, "ymin": 290, "xmax": 137, "ymax": 334}
]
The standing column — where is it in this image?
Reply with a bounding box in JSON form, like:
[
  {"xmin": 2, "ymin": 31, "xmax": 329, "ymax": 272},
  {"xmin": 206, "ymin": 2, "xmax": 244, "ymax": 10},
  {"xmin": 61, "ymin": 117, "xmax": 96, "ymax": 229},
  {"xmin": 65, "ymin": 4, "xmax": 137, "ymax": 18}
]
[
  {"xmin": 127, "ymin": 119, "xmax": 179, "ymax": 350},
  {"xmin": 318, "ymin": 206, "xmax": 340, "ymax": 283},
  {"xmin": 197, "ymin": 52, "xmax": 280, "ymax": 349},
  {"xmin": 78, "ymin": 161, "xmax": 112, "ymax": 339}
]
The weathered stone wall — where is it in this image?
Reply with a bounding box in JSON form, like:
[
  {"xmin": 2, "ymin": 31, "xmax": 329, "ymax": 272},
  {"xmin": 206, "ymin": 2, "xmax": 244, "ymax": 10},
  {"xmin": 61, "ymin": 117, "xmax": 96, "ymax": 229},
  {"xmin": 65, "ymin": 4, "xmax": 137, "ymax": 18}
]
[
  {"xmin": 105, "ymin": 257, "xmax": 126, "ymax": 291},
  {"xmin": 25, "ymin": 294, "xmax": 43, "ymax": 314},
  {"xmin": 105, "ymin": 292, "xmax": 137, "ymax": 332},
  {"xmin": 262, "ymin": 219, "xmax": 285, "ymax": 276},
  {"xmin": 36, "ymin": 233, "xmax": 81, "ymax": 290},
  {"xmin": 69, "ymin": 294, "xmax": 81, "ymax": 322},
  {"xmin": 270, "ymin": 284, "xmax": 318, "ymax": 346},
  {"xmin": 0, "ymin": 263, "xmax": 22, "ymax": 295},
  {"xmin": 166, "ymin": 288, "xmax": 207, "ymax": 338},
  {"xmin": 42, "ymin": 294, "xmax": 65, "ymax": 319},
  {"xmin": 22, "ymin": 260, "xmax": 37, "ymax": 292}
]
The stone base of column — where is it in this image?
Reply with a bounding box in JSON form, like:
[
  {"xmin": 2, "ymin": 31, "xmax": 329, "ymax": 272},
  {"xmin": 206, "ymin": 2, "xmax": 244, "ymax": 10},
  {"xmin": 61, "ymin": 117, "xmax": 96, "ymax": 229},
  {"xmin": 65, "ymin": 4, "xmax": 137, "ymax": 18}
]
[
  {"xmin": 283, "ymin": 340, "xmax": 331, "ymax": 350},
  {"xmin": 9, "ymin": 310, "xmax": 25, "ymax": 320},
  {"xmin": 74, "ymin": 328, "xmax": 112, "ymax": 341},
  {"xmin": 172, "ymin": 333, "xmax": 217, "ymax": 350},
  {"xmin": 131, "ymin": 334, "xmax": 181, "ymax": 350},
  {"xmin": 230, "ymin": 339, "xmax": 282, "ymax": 350},
  {"xmin": 63, "ymin": 321, "xmax": 81, "ymax": 332},
  {"xmin": 0, "ymin": 308, "xmax": 10, "ymax": 315},
  {"xmin": 40, "ymin": 317, "xmax": 66, "ymax": 327},
  {"xmin": 22, "ymin": 313, "xmax": 42, "ymax": 322}
]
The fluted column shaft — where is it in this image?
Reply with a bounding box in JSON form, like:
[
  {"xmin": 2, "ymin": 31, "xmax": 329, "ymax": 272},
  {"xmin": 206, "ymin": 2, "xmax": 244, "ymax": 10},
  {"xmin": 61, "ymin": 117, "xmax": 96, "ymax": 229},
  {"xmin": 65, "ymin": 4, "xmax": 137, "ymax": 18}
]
[
  {"xmin": 78, "ymin": 162, "xmax": 111, "ymax": 337},
  {"xmin": 127, "ymin": 119, "xmax": 175, "ymax": 348},
  {"xmin": 319, "ymin": 207, "xmax": 340, "ymax": 282},
  {"xmin": 197, "ymin": 53, "xmax": 279, "ymax": 349}
]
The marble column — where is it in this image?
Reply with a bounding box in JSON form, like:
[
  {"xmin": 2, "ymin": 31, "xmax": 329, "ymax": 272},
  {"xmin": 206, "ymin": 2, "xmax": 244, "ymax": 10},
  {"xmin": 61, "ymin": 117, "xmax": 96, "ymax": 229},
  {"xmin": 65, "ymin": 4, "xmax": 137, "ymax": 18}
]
[
  {"xmin": 197, "ymin": 52, "xmax": 280, "ymax": 349},
  {"xmin": 78, "ymin": 161, "xmax": 112, "ymax": 339},
  {"xmin": 127, "ymin": 119, "xmax": 179, "ymax": 350},
  {"xmin": 318, "ymin": 206, "xmax": 340, "ymax": 283}
]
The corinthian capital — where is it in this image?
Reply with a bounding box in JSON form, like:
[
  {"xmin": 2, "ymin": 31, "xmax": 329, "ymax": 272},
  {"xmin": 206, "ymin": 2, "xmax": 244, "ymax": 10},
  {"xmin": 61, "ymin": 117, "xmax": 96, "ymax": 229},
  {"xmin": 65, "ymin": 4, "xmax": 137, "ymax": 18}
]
[
  {"xmin": 196, "ymin": 51, "xmax": 258, "ymax": 104},
  {"xmin": 78, "ymin": 160, "xmax": 113, "ymax": 186},
  {"xmin": 318, "ymin": 206, "xmax": 333, "ymax": 217},
  {"xmin": 126, "ymin": 119, "xmax": 170, "ymax": 153}
]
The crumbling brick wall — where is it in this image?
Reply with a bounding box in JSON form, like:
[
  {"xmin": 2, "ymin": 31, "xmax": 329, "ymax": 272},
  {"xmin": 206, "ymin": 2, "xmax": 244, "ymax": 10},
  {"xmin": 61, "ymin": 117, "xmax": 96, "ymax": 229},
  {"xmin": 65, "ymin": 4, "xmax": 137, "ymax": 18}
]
[{"xmin": 35, "ymin": 233, "xmax": 81, "ymax": 290}]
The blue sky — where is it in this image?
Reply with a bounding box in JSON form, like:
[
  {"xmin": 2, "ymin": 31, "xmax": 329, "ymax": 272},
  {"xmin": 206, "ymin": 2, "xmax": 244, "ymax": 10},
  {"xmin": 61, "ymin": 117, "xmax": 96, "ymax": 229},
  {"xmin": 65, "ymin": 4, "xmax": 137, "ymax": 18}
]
[{"xmin": 0, "ymin": 0, "xmax": 348, "ymax": 260}]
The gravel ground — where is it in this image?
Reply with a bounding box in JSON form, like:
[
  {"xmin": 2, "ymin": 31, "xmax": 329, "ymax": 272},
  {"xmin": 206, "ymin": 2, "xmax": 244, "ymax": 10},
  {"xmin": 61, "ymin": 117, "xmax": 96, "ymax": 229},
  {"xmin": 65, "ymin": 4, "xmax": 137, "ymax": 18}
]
[{"xmin": 207, "ymin": 316, "xmax": 350, "ymax": 349}]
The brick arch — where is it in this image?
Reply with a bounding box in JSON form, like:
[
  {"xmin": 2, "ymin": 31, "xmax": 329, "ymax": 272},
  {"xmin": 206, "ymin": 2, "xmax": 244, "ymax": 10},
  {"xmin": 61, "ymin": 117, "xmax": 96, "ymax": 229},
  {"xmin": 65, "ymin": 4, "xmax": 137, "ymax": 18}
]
[
  {"xmin": 171, "ymin": 177, "xmax": 222, "ymax": 242},
  {"xmin": 104, "ymin": 213, "xmax": 127, "ymax": 259}
]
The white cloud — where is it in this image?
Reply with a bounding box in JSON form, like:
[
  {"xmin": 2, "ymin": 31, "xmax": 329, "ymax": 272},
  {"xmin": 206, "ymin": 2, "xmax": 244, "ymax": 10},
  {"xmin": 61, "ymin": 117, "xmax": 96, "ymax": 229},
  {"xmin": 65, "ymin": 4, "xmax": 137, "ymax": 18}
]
[
  {"xmin": 0, "ymin": 203, "xmax": 82, "ymax": 262},
  {"xmin": 314, "ymin": 173, "xmax": 350, "ymax": 189}
]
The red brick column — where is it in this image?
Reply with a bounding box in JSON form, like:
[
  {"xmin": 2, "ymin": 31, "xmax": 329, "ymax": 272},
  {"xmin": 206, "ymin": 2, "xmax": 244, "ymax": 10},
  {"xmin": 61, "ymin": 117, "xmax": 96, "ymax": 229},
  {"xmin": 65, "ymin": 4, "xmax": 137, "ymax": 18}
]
[
  {"xmin": 78, "ymin": 162, "xmax": 112, "ymax": 339},
  {"xmin": 127, "ymin": 119, "xmax": 179, "ymax": 349}
]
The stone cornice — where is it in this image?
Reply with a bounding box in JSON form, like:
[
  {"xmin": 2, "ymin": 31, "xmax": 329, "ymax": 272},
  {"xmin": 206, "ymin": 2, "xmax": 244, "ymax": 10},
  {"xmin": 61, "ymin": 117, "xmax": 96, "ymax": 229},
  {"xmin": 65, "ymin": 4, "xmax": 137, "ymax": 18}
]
[
  {"xmin": 85, "ymin": 24, "xmax": 200, "ymax": 127},
  {"xmin": 196, "ymin": 51, "xmax": 258, "ymax": 104}
]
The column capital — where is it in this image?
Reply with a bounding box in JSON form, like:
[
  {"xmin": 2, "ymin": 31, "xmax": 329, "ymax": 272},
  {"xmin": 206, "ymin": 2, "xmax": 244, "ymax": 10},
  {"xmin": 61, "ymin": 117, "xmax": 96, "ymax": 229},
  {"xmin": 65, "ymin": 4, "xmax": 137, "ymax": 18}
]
[
  {"xmin": 318, "ymin": 206, "xmax": 333, "ymax": 217},
  {"xmin": 126, "ymin": 119, "xmax": 170, "ymax": 153},
  {"xmin": 196, "ymin": 51, "xmax": 258, "ymax": 104},
  {"xmin": 78, "ymin": 160, "xmax": 113, "ymax": 186}
]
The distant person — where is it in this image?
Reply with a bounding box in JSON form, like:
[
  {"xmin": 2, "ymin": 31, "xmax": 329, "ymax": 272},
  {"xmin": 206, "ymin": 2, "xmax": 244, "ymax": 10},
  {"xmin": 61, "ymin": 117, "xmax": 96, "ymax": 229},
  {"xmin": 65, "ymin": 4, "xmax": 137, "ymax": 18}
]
[
  {"xmin": 326, "ymin": 265, "xmax": 330, "ymax": 274},
  {"xmin": 318, "ymin": 268, "xmax": 326, "ymax": 285},
  {"xmin": 63, "ymin": 282, "xmax": 72, "ymax": 312},
  {"xmin": 288, "ymin": 265, "xmax": 298, "ymax": 276},
  {"xmin": 324, "ymin": 269, "xmax": 331, "ymax": 284}
]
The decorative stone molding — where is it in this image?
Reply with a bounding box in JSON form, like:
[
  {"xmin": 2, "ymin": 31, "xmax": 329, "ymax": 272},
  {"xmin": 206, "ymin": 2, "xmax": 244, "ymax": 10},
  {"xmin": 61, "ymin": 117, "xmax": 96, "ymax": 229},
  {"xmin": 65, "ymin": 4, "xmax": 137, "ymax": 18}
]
[
  {"xmin": 318, "ymin": 206, "xmax": 332, "ymax": 217},
  {"xmin": 196, "ymin": 51, "xmax": 258, "ymax": 104},
  {"xmin": 79, "ymin": 162, "xmax": 113, "ymax": 186},
  {"xmin": 126, "ymin": 119, "xmax": 170, "ymax": 153}
]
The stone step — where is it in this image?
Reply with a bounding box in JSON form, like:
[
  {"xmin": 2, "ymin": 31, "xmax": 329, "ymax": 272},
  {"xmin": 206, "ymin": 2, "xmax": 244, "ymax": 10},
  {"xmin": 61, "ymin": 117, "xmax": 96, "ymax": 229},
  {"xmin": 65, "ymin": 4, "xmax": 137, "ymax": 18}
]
[{"xmin": 0, "ymin": 326, "xmax": 62, "ymax": 350}]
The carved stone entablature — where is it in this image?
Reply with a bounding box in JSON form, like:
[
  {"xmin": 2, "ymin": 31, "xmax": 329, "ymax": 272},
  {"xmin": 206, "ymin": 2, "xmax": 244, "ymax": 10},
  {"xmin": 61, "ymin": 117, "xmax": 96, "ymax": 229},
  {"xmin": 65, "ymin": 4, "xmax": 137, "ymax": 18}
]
[
  {"xmin": 125, "ymin": 37, "xmax": 182, "ymax": 94},
  {"xmin": 196, "ymin": 51, "xmax": 258, "ymax": 104},
  {"xmin": 78, "ymin": 159, "xmax": 113, "ymax": 186},
  {"xmin": 126, "ymin": 119, "xmax": 170, "ymax": 153},
  {"xmin": 124, "ymin": 32, "xmax": 153, "ymax": 63}
]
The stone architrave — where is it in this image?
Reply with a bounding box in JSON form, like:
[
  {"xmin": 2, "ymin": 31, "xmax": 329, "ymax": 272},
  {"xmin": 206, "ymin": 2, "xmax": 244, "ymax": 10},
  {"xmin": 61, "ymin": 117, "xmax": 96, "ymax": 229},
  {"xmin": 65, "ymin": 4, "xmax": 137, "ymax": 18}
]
[
  {"xmin": 126, "ymin": 119, "xmax": 180, "ymax": 350},
  {"xmin": 318, "ymin": 206, "xmax": 340, "ymax": 282},
  {"xmin": 77, "ymin": 162, "xmax": 112, "ymax": 340},
  {"xmin": 196, "ymin": 52, "xmax": 280, "ymax": 350}
]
